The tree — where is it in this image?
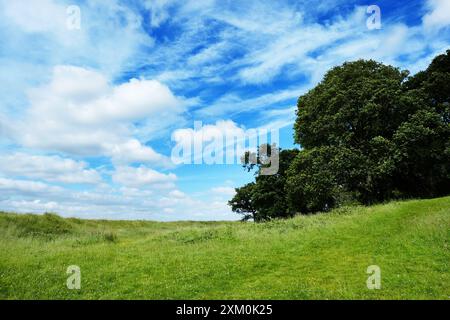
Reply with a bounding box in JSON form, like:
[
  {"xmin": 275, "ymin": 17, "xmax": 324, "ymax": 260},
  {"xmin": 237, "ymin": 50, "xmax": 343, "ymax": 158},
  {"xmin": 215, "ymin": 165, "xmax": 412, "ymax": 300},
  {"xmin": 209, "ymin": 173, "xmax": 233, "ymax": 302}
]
[
  {"xmin": 294, "ymin": 60, "xmax": 412, "ymax": 150},
  {"xmin": 229, "ymin": 145, "xmax": 298, "ymax": 222},
  {"xmin": 288, "ymin": 60, "xmax": 409, "ymax": 211},
  {"xmin": 228, "ymin": 182, "xmax": 257, "ymax": 221},
  {"xmin": 231, "ymin": 50, "xmax": 450, "ymax": 219},
  {"xmin": 286, "ymin": 147, "xmax": 341, "ymax": 213},
  {"xmin": 288, "ymin": 53, "xmax": 450, "ymax": 213},
  {"xmin": 394, "ymin": 50, "xmax": 450, "ymax": 197}
]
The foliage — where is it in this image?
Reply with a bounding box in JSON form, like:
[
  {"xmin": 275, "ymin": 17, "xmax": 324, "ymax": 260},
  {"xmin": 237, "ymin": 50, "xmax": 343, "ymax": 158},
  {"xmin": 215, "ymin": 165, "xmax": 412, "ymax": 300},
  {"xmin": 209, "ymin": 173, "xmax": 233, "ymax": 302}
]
[
  {"xmin": 396, "ymin": 50, "xmax": 450, "ymax": 197},
  {"xmin": 287, "ymin": 52, "xmax": 450, "ymax": 213},
  {"xmin": 228, "ymin": 182, "xmax": 257, "ymax": 221},
  {"xmin": 229, "ymin": 146, "xmax": 298, "ymax": 221},
  {"xmin": 230, "ymin": 50, "xmax": 450, "ymax": 217}
]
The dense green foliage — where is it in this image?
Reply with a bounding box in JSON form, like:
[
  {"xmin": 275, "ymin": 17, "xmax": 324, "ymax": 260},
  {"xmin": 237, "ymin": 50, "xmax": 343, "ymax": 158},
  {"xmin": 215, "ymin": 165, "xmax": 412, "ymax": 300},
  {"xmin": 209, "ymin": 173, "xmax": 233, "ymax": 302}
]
[
  {"xmin": 1, "ymin": 197, "xmax": 449, "ymax": 299},
  {"xmin": 288, "ymin": 51, "xmax": 450, "ymax": 213},
  {"xmin": 231, "ymin": 50, "xmax": 450, "ymax": 218},
  {"xmin": 229, "ymin": 147, "xmax": 298, "ymax": 221}
]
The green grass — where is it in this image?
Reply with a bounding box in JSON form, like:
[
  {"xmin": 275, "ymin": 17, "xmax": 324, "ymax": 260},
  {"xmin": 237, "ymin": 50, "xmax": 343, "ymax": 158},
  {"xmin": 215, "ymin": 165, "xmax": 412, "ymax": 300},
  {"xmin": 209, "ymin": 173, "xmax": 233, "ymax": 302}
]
[{"xmin": 0, "ymin": 197, "xmax": 449, "ymax": 300}]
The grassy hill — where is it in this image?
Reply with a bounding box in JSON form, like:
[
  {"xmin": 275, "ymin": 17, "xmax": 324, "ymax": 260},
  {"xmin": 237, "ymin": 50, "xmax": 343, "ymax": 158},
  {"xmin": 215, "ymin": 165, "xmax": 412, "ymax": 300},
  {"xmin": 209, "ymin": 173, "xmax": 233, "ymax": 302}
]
[{"xmin": 0, "ymin": 196, "xmax": 449, "ymax": 300}]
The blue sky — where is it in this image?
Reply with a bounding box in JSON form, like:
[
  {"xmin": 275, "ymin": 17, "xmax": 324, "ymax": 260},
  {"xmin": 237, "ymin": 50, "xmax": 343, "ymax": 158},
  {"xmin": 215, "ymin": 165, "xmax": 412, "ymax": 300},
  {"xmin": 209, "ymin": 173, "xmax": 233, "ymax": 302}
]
[{"xmin": 0, "ymin": 0, "xmax": 449, "ymax": 220}]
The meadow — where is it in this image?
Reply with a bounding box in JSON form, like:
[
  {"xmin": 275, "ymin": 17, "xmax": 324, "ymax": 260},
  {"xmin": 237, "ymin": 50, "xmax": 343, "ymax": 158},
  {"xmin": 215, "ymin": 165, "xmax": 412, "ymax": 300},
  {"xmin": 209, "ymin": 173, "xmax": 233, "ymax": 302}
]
[{"xmin": 0, "ymin": 196, "xmax": 449, "ymax": 299}]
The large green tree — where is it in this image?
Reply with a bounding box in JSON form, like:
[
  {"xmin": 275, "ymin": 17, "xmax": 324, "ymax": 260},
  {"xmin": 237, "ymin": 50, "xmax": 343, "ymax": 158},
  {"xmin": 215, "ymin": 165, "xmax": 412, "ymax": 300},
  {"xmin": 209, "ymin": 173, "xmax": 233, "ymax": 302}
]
[
  {"xmin": 231, "ymin": 50, "xmax": 450, "ymax": 219},
  {"xmin": 288, "ymin": 52, "xmax": 450, "ymax": 213}
]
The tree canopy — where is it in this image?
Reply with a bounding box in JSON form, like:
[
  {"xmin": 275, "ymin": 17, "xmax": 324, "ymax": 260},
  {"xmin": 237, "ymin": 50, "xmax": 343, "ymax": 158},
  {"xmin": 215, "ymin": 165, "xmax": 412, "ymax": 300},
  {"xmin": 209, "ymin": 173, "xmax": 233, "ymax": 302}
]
[{"xmin": 230, "ymin": 50, "xmax": 450, "ymax": 220}]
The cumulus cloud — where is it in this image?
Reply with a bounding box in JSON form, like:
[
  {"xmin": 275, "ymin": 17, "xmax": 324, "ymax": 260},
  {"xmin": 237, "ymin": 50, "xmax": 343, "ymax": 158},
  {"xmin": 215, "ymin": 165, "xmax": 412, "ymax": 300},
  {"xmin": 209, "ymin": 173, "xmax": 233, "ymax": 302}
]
[
  {"xmin": 112, "ymin": 166, "xmax": 177, "ymax": 188},
  {"xmin": 211, "ymin": 186, "xmax": 236, "ymax": 197},
  {"xmin": 169, "ymin": 189, "xmax": 187, "ymax": 198},
  {"xmin": 0, "ymin": 177, "xmax": 64, "ymax": 197},
  {"xmin": 0, "ymin": 153, "xmax": 101, "ymax": 184},
  {"xmin": 10, "ymin": 65, "xmax": 183, "ymax": 167},
  {"xmin": 109, "ymin": 139, "xmax": 172, "ymax": 165}
]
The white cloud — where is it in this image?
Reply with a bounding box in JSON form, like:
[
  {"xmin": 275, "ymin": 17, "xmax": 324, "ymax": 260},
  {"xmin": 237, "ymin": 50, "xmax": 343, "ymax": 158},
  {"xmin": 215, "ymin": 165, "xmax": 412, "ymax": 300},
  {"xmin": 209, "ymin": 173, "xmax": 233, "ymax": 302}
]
[
  {"xmin": 0, "ymin": 114, "xmax": 9, "ymax": 140},
  {"xmin": 172, "ymin": 120, "xmax": 251, "ymax": 164},
  {"xmin": 169, "ymin": 189, "xmax": 187, "ymax": 198},
  {"xmin": 0, "ymin": 175, "xmax": 238, "ymax": 221},
  {"xmin": 26, "ymin": 66, "xmax": 183, "ymax": 125},
  {"xmin": 196, "ymin": 85, "xmax": 307, "ymax": 118},
  {"xmin": 0, "ymin": 0, "xmax": 154, "ymax": 77},
  {"xmin": 211, "ymin": 186, "xmax": 236, "ymax": 197},
  {"xmin": 0, "ymin": 177, "xmax": 64, "ymax": 196},
  {"xmin": 149, "ymin": 2, "xmax": 449, "ymax": 90},
  {"xmin": 423, "ymin": 0, "xmax": 450, "ymax": 31},
  {"xmin": 112, "ymin": 165, "xmax": 177, "ymax": 188},
  {"xmin": 172, "ymin": 120, "xmax": 246, "ymax": 142},
  {"xmin": 109, "ymin": 139, "xmax": 172, "ymax": 166},
  {"xmin": 145, "ymin": 0, "xmax": 175, "ymax": 27},
  {"xmin": 0, "ymin": 153, "xmax": 101, "ymax": 184},
  {"xmin": 1, "ymin": 0, "xmax": 66, "ymax": 34},
  {"xmin": 10, "ymin": 65, "xmax": 183, "ymax": 167}
]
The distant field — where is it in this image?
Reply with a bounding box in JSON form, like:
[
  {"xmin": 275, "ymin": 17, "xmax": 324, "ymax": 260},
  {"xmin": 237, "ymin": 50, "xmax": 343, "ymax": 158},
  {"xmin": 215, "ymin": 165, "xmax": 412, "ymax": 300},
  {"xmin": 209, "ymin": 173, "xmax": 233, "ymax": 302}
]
[{"xmin": 0, "ymin": 197, "xmax": 449, "ymax": 299}]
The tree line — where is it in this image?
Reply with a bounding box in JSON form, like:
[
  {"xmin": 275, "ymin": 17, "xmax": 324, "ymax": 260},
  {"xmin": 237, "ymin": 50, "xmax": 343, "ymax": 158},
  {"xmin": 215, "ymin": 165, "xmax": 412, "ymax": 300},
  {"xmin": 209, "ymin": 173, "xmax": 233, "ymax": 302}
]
[{"xmin": 229, "ymin": 50, "xmax": 450, "ymax": 222}]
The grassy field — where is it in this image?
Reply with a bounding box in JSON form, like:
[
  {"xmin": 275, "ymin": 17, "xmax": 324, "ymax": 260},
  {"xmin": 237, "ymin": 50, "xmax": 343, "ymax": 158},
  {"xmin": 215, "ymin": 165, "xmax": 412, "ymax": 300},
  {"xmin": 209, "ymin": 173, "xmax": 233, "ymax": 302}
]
[{"xmin": 0, "ymin": 196, "xmax": 449, "ymax": 300}]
